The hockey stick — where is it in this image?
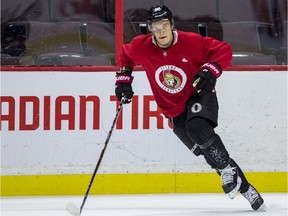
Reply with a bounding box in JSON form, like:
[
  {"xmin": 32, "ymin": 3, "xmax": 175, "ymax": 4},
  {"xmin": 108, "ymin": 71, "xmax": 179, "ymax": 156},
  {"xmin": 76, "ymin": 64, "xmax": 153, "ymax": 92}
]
[{"xmin": 66, "ymin": 97, "xmax": 125, "ymax": 216}]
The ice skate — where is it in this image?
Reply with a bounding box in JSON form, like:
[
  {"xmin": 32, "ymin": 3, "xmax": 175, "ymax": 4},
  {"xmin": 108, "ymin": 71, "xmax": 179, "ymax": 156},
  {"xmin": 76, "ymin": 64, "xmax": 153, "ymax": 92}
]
[
  {"xmin": 242, "ymin": 184, "xmax": 267, "ymax": 211},
  {"xmin": 219, "ymin": 165, "xmax": 242, "ymax": 199}
]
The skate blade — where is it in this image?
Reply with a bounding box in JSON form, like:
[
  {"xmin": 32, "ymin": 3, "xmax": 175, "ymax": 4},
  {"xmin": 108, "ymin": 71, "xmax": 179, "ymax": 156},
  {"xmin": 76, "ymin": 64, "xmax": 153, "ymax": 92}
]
[
  {"xmin": 228, "ymin": 176, "xmax": 242, "ymax": 199},
  {"xmin": 256, "ymin": 203, "xmax": 267, "ymax": 212}
]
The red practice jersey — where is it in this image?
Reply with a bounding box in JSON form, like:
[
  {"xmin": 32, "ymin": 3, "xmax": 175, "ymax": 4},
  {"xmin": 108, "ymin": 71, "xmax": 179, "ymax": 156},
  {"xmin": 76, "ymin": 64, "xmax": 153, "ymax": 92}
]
[{"xmin": 118, "ymin": 30, "xmax": 232, "ymax": 118}]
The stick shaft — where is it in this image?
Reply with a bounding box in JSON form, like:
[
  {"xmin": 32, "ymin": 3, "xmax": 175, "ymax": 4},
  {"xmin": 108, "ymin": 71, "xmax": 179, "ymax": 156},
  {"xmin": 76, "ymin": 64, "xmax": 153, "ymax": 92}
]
[{"xmin": 79, "ymin": 100, "xmax": 124, "ymax": 214}]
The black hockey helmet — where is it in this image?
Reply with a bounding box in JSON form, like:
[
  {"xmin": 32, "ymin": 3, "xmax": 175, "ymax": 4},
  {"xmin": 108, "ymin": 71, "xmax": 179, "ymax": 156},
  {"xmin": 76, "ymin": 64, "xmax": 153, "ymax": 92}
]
[{"xmin": 147, "ymin": 4, "xmax": 174, "ymax": 26}]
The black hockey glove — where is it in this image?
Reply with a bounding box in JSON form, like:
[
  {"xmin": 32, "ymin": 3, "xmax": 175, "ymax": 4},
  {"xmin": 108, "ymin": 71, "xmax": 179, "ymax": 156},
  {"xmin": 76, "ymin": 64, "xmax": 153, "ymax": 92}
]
[
  {"xmin": 115, "ymin": 66, "xmax": 134, "ymax": 104},
  {"xmin": 193, "ymin": 62, "xmax": 222, "ymax": 93}
]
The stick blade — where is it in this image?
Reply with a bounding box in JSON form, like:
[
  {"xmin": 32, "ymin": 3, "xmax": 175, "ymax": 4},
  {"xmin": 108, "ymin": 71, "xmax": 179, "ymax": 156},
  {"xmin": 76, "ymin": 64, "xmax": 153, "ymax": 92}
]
[{"xmin": 66, "ymin": 202, "xmax": 80, "ymax": 216}]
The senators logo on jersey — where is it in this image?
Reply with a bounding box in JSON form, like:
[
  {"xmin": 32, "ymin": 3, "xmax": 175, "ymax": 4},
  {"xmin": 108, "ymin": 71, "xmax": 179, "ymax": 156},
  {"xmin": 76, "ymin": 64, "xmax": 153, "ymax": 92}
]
[
  {"xmin": 155, "ymin": 65, "xmax": 187, "ymax": 94},
  {"xmin": 163, "ymin": 70, "xmax": 181, "ymax": 89}
]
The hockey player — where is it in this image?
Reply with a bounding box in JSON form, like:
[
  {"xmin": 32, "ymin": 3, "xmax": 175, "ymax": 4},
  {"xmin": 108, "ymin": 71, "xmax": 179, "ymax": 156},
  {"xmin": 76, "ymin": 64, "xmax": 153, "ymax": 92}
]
[{"xmin": 115, "ymin": 4, "xmax": 266, "ymax": 211}]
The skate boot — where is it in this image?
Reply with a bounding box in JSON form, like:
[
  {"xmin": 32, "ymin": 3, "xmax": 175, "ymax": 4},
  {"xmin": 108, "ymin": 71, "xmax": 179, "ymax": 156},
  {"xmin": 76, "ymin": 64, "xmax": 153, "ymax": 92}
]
[
  {"xmin": 241, "ymin": 184, "xmax": 267, "ymax": 211},
  {"xmin": 219, "ymin": 165, "xmax": 242, "ymax": 199}
]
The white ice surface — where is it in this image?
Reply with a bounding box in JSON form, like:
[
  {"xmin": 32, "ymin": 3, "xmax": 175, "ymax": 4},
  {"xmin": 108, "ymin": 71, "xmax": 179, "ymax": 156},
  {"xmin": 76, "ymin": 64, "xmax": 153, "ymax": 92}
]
[{"xmin": 1, "ymin": 193, "xmax": 287, "ymax": 216}]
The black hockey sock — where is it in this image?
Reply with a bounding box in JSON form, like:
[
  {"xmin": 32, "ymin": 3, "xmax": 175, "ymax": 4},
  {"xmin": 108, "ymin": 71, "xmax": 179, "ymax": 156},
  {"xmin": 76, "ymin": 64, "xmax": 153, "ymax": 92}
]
[
  {"xmin": 173, "ymin": 125, "xmax": 203, "ymax": 156},
  {"xmin": 173, "ymin": 125, "xmax": 197, "ymax": 150},
  {"xmin": 186, "ymin": 117, "xmax": 230, "ymax": 169},
  {"xmin": 200, "ymin": 134, "xmax": 230, "ymax": 169}
]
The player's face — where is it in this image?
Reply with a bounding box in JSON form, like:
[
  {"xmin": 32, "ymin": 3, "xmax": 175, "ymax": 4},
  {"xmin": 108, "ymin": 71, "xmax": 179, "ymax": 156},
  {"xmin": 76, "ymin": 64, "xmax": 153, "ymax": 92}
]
[{"xmin": 150, "ymin": 20, "xmax": 173, "ymax": 48}]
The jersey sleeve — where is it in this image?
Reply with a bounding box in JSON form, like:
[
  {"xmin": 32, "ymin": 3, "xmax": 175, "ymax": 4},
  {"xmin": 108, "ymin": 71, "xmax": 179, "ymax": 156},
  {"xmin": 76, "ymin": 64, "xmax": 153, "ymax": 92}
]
[
  {"xmin": 202, "ymin": 36, "xmax": 233, "ymax": 69},
  {"xmin": 118, "ymin": 42, "xmax": 137, "ymax": 69}
]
